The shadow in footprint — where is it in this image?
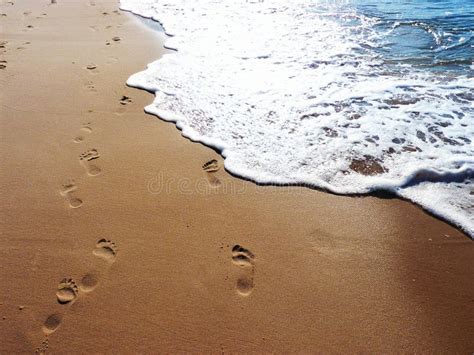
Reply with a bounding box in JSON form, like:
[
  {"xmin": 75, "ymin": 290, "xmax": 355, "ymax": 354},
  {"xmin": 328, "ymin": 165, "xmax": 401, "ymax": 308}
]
[
  {"xmin": 203, "ymin": 159, "xmax": 220, "ymax": 172},
  {"xmin": 231, "ymin": 245, "xmax": 256, "ymax": 296},
  {"xmin": 79, "ymin": 149, "xmax": 101, "ymax": 176},
  {"xmin": 85, "ymin": 63, "xmax": 98, "ymax": 75},
  {"xmin": 79, "ymin": 273, "xmax": 99, "ymax": 293},
  {"xmin": 42, "ymin": 313, "xmax": 62, "ymax": 335},
  {"xmin": 60, "ymin": 180, "xmax": 83, "ymax": 208},
  {"xmin": 120, "ymin": 95, "xmax": 131, "ymax": 105}
]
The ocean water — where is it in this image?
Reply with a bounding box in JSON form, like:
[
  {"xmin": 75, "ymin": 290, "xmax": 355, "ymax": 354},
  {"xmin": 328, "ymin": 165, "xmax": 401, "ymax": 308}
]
[{"xmin": 119, "ymin": 0, "xmax": 474, "ymax": 237}]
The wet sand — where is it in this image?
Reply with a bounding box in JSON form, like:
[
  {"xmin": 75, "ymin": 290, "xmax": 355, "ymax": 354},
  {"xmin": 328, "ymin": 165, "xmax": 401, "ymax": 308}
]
[{"xmin": 0, "ymin": 0, "xmax": 473, "ymax": 353}]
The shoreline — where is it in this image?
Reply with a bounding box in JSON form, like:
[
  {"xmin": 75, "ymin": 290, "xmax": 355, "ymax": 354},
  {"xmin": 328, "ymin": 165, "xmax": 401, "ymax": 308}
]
[
  {"xmin": 1, "ymin": 0, "xmax": 473, "ymax": 353},
  {"xmin": 122, "ymin": 5, "xmax": 474, "ymax": 240}
]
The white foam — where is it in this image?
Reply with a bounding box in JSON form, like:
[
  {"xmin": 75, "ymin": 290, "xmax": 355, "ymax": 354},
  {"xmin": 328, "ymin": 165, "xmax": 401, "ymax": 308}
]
[{"xmin": 120, "ymin": 0, "xmax": 474, "ymax": 237}]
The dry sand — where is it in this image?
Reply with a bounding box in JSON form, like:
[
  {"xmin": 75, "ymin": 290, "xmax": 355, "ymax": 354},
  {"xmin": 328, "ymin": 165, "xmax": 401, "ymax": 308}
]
[{"xmin": 0, "ymin": 0, "xmax": 473, "ymax": 353}]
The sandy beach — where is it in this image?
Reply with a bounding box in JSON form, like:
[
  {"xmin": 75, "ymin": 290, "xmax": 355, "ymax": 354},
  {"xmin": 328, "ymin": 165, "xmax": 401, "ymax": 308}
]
[{"xmin": 1, "ymin": 0, "xmax": 473, "ymax": 353}]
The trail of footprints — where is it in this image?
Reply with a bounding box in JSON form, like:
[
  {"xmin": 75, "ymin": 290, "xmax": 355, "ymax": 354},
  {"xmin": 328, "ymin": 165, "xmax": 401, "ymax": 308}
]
[
  {"xmin": 37, "ymin": 239, "xmax": 118, "ymax": 352},
  {"xmin": 47, "ymin": 20, "xmax": 123, "ymax": 343},
  {"xmin": 37, "ymin": 241, "xmax": 257, "ymax": 350},
  {"xmin": 60, "ymin": 123, "xmax": 102, "ymax": 209},
  {"xmin": 46, "ymin": 119, "xmax": 109, "ymax": 350},
  {"xmin": 36, "ymin": 3, "xmax": 128, "ymax": 352},
  {"xmin": 40, "ymin": 6, "xmax": 251, "ymax": 342}
]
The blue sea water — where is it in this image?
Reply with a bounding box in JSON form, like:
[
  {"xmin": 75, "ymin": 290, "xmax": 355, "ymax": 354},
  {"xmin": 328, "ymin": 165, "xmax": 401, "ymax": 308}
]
[
  {"xmin": 349, "ymin": 0, "xmax": 474, "ymax": 69},
  {"xmin": 120, "ymin": 0, "xmax": 473, "ymax": 237}
]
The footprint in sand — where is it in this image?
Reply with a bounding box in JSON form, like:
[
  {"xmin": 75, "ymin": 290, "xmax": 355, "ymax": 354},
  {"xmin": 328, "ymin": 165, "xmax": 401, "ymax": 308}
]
[
  {"xmin": 73, "ymin": 123, "xmax": 92, "ymax": 143},
  {"xmin": 79, "ymin": 272, "xmax": 99, "ymax": 293},
  {"xmin": 80, "ymin": 240, "xmax": 119, "ymax": 293},
  {"xmin": 42, "ymin": 313, "xmax": 62, "ymax": 335},
  {"xmin": 79, "ymin": 149, "xmax": 101, "ymax": 176},
  {"xmin": 56, "ymin": 278, "xmax": 78, "ymax": 304},
  {"xmin": 202, "ymin": 159, "xmax": 222, "ymax": 187},
  {"xmin": 0, "ymin": 60, "xmax": 6, "ymax": 70},
  {"xmin": 231, "ymin": 245, "xmax": 256, "ymax": 296},
  {"xmin": 93, "ymin": 239, "xmax": 118, "ymax": 262},
  {"xmin": 203, "ymin": 159, "xmax": 220, "ymax": 172},
  {"xmin": 116, "ymin": 96, "xmax": 132, "ymax": 115},
  {"xmin": 119, "ymin": 95, "xmax": 132, "ymax": 105},
  {"xmin": 60, "ymin": 180, "xmax": 83, "ymax": 208}
]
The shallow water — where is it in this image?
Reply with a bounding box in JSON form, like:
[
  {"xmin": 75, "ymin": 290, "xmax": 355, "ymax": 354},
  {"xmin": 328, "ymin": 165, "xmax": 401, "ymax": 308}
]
[{"xmin": 120, "ymin": 0, "xmax": 474, "ymax": 237}]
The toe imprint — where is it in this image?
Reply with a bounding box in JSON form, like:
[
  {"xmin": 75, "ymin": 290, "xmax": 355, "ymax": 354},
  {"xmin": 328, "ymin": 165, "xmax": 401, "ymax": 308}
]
[
  {"xmin": 202, "ymin": 159, "xmax": 220, "ymax": 172},
  {"xmin": 61, "ymin": 180, "xmax": 77, "ymax": 194},
  {"xmin": 79, "ymin": 149, "xmax": 99, "ymax": 161},
  {"xmin": 232, "ymin": 245, "xmax": 255, "ymax": 265},
  {"xmin": 120, "ymin": 95, "xmax": 132, "ymax": 105}
]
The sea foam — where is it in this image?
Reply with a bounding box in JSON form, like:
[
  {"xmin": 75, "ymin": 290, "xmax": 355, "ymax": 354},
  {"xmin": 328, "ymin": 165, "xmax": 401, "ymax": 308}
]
[{"xmin": 120, "ymin": 0, "xmax": 474, "ymax": 237}]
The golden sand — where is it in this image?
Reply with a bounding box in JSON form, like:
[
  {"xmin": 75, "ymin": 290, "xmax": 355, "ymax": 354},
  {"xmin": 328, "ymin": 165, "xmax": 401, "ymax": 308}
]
[{"xmin": 0, "ymin": 0, "xmax": 473, "ymax": 352}]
